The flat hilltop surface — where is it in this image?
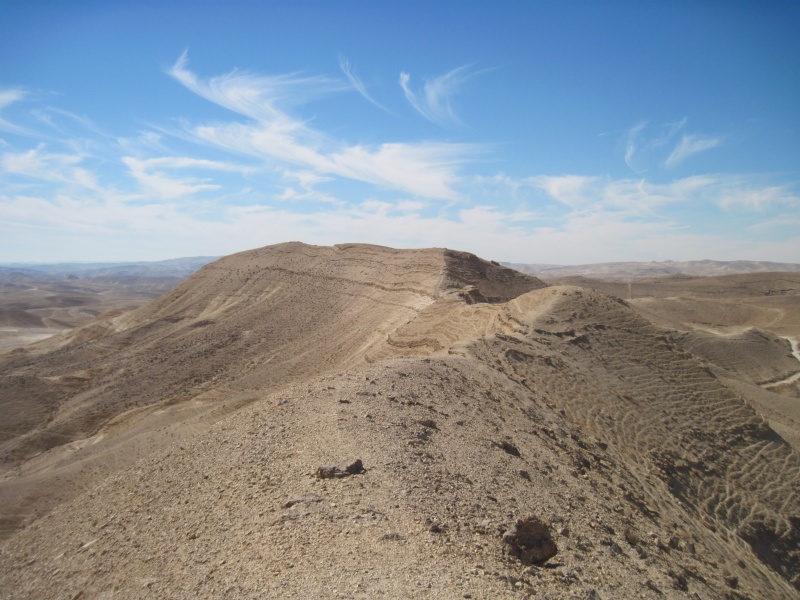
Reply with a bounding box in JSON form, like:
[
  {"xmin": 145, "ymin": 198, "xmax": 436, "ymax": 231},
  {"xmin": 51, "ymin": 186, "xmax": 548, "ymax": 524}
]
[{"xmin": 1, "ymin": 243, "xmax": 799, "ymax": 598}]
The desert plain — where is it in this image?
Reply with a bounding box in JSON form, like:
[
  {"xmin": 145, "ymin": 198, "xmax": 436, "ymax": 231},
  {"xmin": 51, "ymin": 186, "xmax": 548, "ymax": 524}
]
[{"xmin": 0, "ymin": 242, "xmax": 798, "ymax": 598}]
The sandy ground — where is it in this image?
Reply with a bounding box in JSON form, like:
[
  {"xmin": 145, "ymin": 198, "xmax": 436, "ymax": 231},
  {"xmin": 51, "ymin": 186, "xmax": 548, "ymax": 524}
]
[
  {"xmin": 0, "ymin": 272, "xmax": 186, "ymax": 355},
  {"xmin": 0, "ymin": 328, "xmax": 62, "ymax": 353}
]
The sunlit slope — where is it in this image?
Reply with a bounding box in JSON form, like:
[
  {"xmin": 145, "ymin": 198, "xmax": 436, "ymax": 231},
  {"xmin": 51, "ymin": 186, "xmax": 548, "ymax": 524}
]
[
  {"xmin": 471, "ymin": 286, "xmax": 800, "ymax": 590},
  {"xmin": 2, "ymin": 243, "xmax": 544, "ymax": 460},
  {"xmin": 1, "ymin": 285, "xmax": 798, "ymax": 598},
  {"xmin": 0, "ymin": 243, "xmax": 544, "ymax": 536},
  {"xmin": 671, "ymin": 328, "xmax": 799, "ymax": 385}
]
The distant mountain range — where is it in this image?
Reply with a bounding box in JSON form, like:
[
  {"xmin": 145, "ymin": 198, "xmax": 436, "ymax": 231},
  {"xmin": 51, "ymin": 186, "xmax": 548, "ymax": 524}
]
[
  {"xmin": 0, "ymin": 256, "xmax": 220, "ymax": 280},
  {"xmin": 504, "ymin": 259, "xmax": 800, "ymax": 279}
]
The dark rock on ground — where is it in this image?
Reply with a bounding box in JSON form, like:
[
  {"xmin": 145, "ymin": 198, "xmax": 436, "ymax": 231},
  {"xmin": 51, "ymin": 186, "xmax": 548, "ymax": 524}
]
[{"xmin": 502, "ymin": 516, "xmax": 558, "ymax": 565}]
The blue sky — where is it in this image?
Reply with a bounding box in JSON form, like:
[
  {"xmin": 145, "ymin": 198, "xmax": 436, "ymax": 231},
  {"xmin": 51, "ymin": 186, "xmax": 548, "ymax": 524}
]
[{"xmin": 1, "ymin": 1, "xmax": 798, "ymax": 264}]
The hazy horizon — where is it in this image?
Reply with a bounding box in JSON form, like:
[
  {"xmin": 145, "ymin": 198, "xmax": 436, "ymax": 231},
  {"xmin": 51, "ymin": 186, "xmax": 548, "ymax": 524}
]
[{"xmin": 2, "ymin": 247, "xmax": 800, "ymax": 271}]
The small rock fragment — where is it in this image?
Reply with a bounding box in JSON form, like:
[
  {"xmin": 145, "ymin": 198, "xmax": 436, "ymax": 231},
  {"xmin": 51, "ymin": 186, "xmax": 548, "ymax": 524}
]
[
  {"xmin": 315, "ymin": 459, "xmax": 365, "ymax": 479},
  {"xmin": 345, "ymin": 459, "xmax": 365, "ymax": 474},
  {"xmin": 494, "ymin": 440, "xmax": 521, "ymax": 457},
  {"xmin": 623, "ymin": 528, "xmax": 640, "ymax": 546},
  {"xmin": 283, "ymin": 494, "xmax": 324, "ymax": 509},
  {"xmin": 502, "ymin": 516, "xmax": 558, "ymax": 565}
]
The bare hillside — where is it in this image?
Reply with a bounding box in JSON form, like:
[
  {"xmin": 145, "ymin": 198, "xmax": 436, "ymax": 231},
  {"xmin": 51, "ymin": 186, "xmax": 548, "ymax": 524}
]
[
  {"xmin": 550, "ymin": 272, "xmax": 800, "ymax": 448},
  {"xmin": 0, "ymin": 243, "xmax": 544, "ymax": 538},
  {"xmin": 1, "ymin": 243, "xmax": 799, "ymax": 599}
]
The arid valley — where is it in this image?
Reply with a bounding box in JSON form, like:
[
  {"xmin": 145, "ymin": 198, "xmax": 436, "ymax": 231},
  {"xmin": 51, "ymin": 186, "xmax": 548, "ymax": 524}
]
[{"xmin": 1, "ymin": 243, "xmax": 799, "ymax": 599}]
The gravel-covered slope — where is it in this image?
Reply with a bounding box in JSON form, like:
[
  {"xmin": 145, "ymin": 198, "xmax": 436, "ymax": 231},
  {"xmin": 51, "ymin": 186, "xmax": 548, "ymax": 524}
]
[{"xmin": 2, "ymin": 285, "xmax": 799, "ymax": 598}]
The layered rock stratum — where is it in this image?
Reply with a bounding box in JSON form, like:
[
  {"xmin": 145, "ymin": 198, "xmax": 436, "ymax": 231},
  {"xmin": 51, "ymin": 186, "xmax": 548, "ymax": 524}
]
[{"xmin": 1, "ymin": 242, "xmax": 798, "ymax": 598}]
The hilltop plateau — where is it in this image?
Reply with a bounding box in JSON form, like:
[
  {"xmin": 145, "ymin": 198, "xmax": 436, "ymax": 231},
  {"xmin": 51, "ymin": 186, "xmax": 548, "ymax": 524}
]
[{"xmin": 1, "ymin": 243, "xmax": 799, "ymax": 599}]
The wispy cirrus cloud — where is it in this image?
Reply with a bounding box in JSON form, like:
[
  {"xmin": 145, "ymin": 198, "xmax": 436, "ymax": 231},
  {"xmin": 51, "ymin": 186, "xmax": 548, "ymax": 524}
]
[
  {"xmin": 277, "ymin": 169, "xmax": 340, "ymax": 204},
  {"xmin": 117, "ymin": 131, "xmax": 174, "ymax": 157},
  {"xmin": 528, "ymin": 172, "xmax": 796, "ymax": 218},
  {"xmin": 715, "ymin": 181, "xmax": 799, "ymax": 212},
  {"xmin": 128, "ymin": 156, "xmax": 256, "ymax": 174},
  {"xmin": 536, "ymin": 174, "xmax": 688, "ymax": 214},
  {"xmin": 0, "ymin": 88, "xmax": 33, "ymax": 136},
  {"xmin": 624, "ymin": 121, "xmax": 647, "ymax": 170},
  {"xmin": 122, "ymin": 156, "xmax": 256, "ymax": 200},
  {"xmin": 623, "ymin": 118, "xmax": 719, "ymax": 171},
  {"xmin": 168, "ymin": 50, "xmax": 346, "ymax": 124},
  {"xmin": 532, "ymin": 175, "xmax": 601, "ymax": 209},
  {"xmin": 479, "ymin": 172, "xmax": 690, "ymax": 219},
  {"xmin": 399, "ymin": 65, "xmax": 473, "ymax": 126},
  {"xmin": 623, "ymin": 119, "xmax": 685, "ymax": 171},
  {"xmin": 167, "ymin": 53, "xmax": 478, "ymax": 199},
  {"xmin": 1, "ymin": 145, "xmax": 100, "ymax": 190},
  {"xmin": 338, "ymin": 55, "xmax": 391, "ymax": 113},
  {"xmin": 665, "ymin": 133, "xmax": 721, "ymax": 168},
  {"xmin": 0, "ymin": 89, "xmax": 113, "ymax": 146}
]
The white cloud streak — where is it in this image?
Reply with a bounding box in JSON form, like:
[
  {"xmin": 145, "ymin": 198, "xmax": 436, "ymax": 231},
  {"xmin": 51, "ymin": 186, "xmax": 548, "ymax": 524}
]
[
  {"xmin": 624, "ymin": 121, "xmax": 647, "ymax": 170},
  {"xmin": 167, "ymin": 53, "xmax": 477, "ymax": 199},
  {"xmin": 122, "ymin": 156, "xmax": 255, "ymax": 200},
  {"xmin": 716, "ymin": 183, "xmax": 798, "ymax": 212},
  {"xmin": 277, "ymin": 169, "xmax": 340, "ymax": 204},
  {"xmin": 0, "ymin": 88, "xmax": 33, "ymax": 136},
  {"xmin": 1, "ymin": 145, "xmax": 100, "ymax": 190},
  {"xmin": 399, "ymin": 66, "xmax": 472, "ymax": 125},
  {"xmin": 665, "ymin": 133, "xmax": 721, "ymax": 168},
  {"xmin": 529, "ymin": 173, "xmax": 797, "ymax": 218},
  {"xmin": 168, "ymin": 50, "xmax": 346, "ymax": 123},
  {"xmin": 623, "ymin": 119, "xmax": 720, "ymax": 171},
  {"xmin": 124, "ymin": 162, "xmax": 216, "ymax": 199},
  {"xmin": 338, "ymin": 55, "xmax": 391, "ymax": 113}
]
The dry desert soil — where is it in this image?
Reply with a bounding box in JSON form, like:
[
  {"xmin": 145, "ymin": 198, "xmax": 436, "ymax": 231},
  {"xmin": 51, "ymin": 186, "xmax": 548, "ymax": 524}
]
[{"xmin": 1, "ymin": 243, "xmax": 799, "ymax": 599}]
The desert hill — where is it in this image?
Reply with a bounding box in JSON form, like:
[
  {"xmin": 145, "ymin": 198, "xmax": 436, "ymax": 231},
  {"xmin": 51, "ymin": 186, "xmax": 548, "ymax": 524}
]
[
  {"xmin": 542, "ymin": 271, "xmax": 800, "ymax": 447},
  {"xmin": 0, "ymin": 244, "xmax": 544, "ymax": 537},
  {"xmin": 1, "ymin": 243, "xmax": 799, "ymax": 598}
]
